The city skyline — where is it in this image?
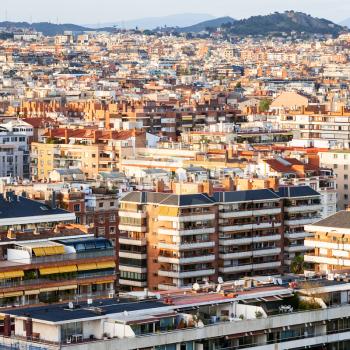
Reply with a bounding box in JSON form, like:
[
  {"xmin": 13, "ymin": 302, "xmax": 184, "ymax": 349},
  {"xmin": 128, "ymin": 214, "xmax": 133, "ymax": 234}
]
[{"xmin": 1, "ymin": 0, "xmax": 350, "ymax": 25}]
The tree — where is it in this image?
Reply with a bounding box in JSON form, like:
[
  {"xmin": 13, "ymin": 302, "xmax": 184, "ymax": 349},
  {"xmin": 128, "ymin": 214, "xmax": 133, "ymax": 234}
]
[
  {"xmin": 290, "ymin": 255, "xmax": 305, "ymax": 274},
  {"xmin": 259, "ymin": 98, "xmax": 271, "ymax": 112}
]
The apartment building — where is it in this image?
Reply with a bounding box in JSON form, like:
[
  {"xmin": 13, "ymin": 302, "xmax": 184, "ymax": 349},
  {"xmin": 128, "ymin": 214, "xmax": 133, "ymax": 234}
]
[
  {"xmin": 319, "ymin": 150, "xmax": 350, "ymax": 210},
  {"xmin": 277, "ymin": 107, "xmax": 350, "ymax": 148},
  {"xmin": 3, "ymin": 277, "xmax": 350, "ymax": 350},
  {"xmin": 0, "ymin": 120, "xmax": 33, "ymax": 179},
  {"xmin": 118, "ymin": 192, "xmax": 218, "ymax": 291},
  {"xmin": 259, "ymin": 157, "xmax": 337, "ymax": 218},
  {"xmin": 305, "ymin": 210, "xmax": 350, "ymax": 274},
  {"xmin": 31, "ymin": 129, "xmax": 145, "ymax": 180},
  {"xmin": 118, "ymin": 186, "xmax": 322, "ymax": 291},
  {"xmin": 0, "ymin": 192, "xmax": 117, "ymax": 306}
]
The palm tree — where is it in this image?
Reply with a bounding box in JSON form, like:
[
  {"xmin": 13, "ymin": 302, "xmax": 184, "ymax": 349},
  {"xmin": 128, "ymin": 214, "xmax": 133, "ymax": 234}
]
[{"xmin": 290, "ymin": 255, "xmax": 305, "ymax": 274}]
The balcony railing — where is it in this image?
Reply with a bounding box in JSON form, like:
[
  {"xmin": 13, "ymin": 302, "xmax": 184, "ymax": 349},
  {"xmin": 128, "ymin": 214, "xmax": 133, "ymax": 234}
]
[{"xmin": 6, "ymin": 249, "xmax": 115, "ymax": 265}]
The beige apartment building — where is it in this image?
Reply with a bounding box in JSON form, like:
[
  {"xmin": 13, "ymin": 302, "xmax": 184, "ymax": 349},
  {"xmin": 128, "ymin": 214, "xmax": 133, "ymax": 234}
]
[
  {"xmin": 305, "ymin": 210, "xmax": 350, "ymax": 274},
  {"xmin": 31, "ymin": 129, "xmax": 145, "ymax": 180},
  {"xmin": 319, "ymin": 150, "xmax": 350, "ymax": 210}
]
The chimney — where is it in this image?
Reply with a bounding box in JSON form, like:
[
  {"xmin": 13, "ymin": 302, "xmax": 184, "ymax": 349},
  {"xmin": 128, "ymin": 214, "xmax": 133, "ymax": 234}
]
[
  {"xmin": 51, "ymin": 191, "xmax": 57, "ymax": 209},
  {"xmin": 25, "ymin": 318, "xmax": 33, "ymax": 339},
  {"xmin": 3, "ymin": 315, "xmax": 11, "ymax": 337},
  {"xmin": 202, "ymin": 180, "xmax": 213, "ymax": 196}
]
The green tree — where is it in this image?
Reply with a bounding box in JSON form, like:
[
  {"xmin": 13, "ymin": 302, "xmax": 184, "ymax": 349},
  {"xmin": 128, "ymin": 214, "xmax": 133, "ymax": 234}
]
[
  {"xmin": 290, "ymin": 255, "xmax": 305, "ymax": 274},
  {"xmin": 259, "ymin": 98, "xmax": 271, "ymax": 112}
]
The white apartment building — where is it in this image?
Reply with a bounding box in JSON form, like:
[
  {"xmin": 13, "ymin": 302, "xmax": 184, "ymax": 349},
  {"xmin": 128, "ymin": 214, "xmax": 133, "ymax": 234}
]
[{"xmin": 0, "ymin": 120, "xmax": 33, "ymax": 179}]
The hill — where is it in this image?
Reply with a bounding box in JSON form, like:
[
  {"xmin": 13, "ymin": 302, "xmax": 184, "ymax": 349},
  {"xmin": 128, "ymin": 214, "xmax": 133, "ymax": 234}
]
[
  {"xmin": 177, "ymin": 16, "xmax": 236, "ymax": 33},
  {"xmin": 0, "ymin": 21, "xmax": 114, "ymax": 36},
  {"xmin": 223, "ymin": 11, "xmax": 346, "ymax": 36},
  {"xmin": 86, "ymin": 13, "xmax": 215, "ymax": 30}
]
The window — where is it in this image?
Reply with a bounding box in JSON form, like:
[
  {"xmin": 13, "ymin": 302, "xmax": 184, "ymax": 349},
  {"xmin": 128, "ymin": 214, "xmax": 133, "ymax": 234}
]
[
  {"xmin": 99, "ymin": 215, "xmax": 105, "ymax": 224},
  {"xmin": 73, "ymin": 204, "xmax": 80, "ymax": 212},
  {"xmin": 98, "ymin": 227, "xmax": 105, "ymax": 235},
  {"xmin": 110, "ymin": 214, "xmax": 116, "ymax": 222},
  {"xmin": 109, "ymin": 226, "xmax": 116, "ymax": 234},
  {"xmin": 345, "ymin": 174, "xmax": 348, "ymax": 180},
  {"xmin": 345, "ymin": 184, "xmax": 349, "ymax": 190},
  {"xmin": 345, "ymin": 165, "xmax": 349, "ymax": 170},
  {"xmin": 334, "ymin": 164, "xmax": 338, "ymax": 169},
  {"xmin": 110, "ymin": 201, "xmax": 115, "ymax": 207},
  {"xmin": 345, "ymin": 194, "xmax": 348, "ymax": 200},
  {"xmin": 99, "ymin": 202, "xmax": 103, "ymax": 208}
]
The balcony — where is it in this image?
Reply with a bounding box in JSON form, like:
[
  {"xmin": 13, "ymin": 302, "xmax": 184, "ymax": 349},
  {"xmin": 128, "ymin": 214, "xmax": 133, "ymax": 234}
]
[
  {"xmin": 118, "ymin": 211, "xmax": 146, "ymax": 219},
  {"xmin": 285, "ymin": 232, "xmax": 313, "ymax": 240},
  {"xmin": 253, "ymin": 247, "xmax": 281, "ymax": 257},
  {"xmin": 119, "ymin": 265, "xmax": 147, "ymax": 274},
  {"xmin": 158, "ymin": 254, "xmax": 215, "ymax": 264},
  {"xmin": 158, "ymin": 227, "xmax": 215, "ymax": 236},
  {"xmin": 158, "ymin": 213, "xmax": 215, "ymax": 223},
  {"xmin": 219, "ymin": 234, "xmax": 281, "ymax": 246},
  {"xmin": 0, "ymin": 271, "xmax": 116, "ymax": 290},
  {"xmin": 119, "ymin": 251, "xmax": 147, "ymax": 260},
  {"xmin": 219, "ymin": 207, "xmax": 281, "ymax": 218},
  {"xmin": 119, "ymin": 233, "xmax": 146, "ymax": 246},
  {"xmin": 284, "ymin": 217, "xmax": 319, "ymax": 226},
  {"xmin": 158, "ymin": 241, "xmax": 215, "ymax": 250},
  {"xmin": 119, "ymin": 279, "xmax": 147, "ymax": 288},
  {"xmin": 219, "ymin": 261, "xmax": 281, "ymax": 273},
  {"xmin": 284, "ymin": 204, "xmax": 323, "ymax": 213},
  {"xmin": 118, "ymin": 224, "xmax": 146, "ymax": 233},
  {"xmin": 220, "ymin": 222, "xmax": 281, "ymax": 232},
  {"xmin": 285, "ymin": 245, "xmax": 310, "ymax": 253},
  {"xmin": 158, "ymin": 268, "xmax": 215, "ymax": 278},
  {"xmin": 7, "ymin": 249, "xmax": 115, "ymax": 265},
  {"xmin": 219, "ymin": 251, "xmax": 252, "ymax": 259}
]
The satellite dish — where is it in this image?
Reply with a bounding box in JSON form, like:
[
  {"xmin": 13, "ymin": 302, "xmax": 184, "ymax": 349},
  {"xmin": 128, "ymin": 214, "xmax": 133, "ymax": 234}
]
[
  {"xmin": 218, "ymin": 276, "xmax": 224, "ymax": 284},
  {"xmin": 192, "ymin": 283, "xmax": 200, "ymax": 291},
  {"xmin": 216, "ymin": 284, "xmax": 222, "ymax": 293},
  {"xmin": 68, "ymin": 302, "xmax": 74, "ymax": 309}
]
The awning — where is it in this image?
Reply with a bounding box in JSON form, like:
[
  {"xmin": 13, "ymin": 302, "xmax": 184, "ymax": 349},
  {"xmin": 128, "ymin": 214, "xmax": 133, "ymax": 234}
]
[
  {"xmin": 24, "ymin": 290, "xmax": 40, "ymax": 296},
  {"xmin": 2, "ymin": 271, "xmax": 24, "ymax": 279},
  {"xmin": 94, "ymin": 280, "xmax": 114, "ymax": 285},
  {"xmin": 39, "ymin": 267, "xmax": 60, "ymax": 275},
  {"xmin": 3, "ymin": 291, "xmax": 23, "ymax": 298},
  {"xmin": 77, "ymin": 263, "xmax": 98, "ymax": 271},
  {"xmin": 43, "ymin": 246, "xmax": 59, "ymax": 255},
  {"xmin": 33, "ymin": 246, "xmax": 64, "ymax": 256},
  {"xmin": 59, "ymin": 265, "xmax": 77, "ymax": 273},
  {"xmin": 40, "ymin": 287, "xmax": 58, "ymax": 293},
  {"xmin": 59, "ymin": 285, "xmax": 77, "ymax": 291},
  {"xmin": 33, "ymin": 247, "xmax": 45, "ymax": 257},
  {"xmin": 96, "ymin": 261, "xmax": 115, "ymax": 269}
]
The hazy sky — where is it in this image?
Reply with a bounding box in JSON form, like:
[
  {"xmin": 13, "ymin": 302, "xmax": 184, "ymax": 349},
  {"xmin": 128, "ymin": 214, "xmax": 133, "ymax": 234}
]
[{"xmin": 1, "ymin": 0, "xmax": 350, "ymax": 24}]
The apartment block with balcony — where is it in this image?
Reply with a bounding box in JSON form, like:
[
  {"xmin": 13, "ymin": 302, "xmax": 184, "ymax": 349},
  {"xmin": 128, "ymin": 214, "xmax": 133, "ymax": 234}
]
[
  {"xmin": 215, "ymin": 189, "xmax": 283, "ymax": 280},
  {"xmin": 31, "ymin": 129, "xmax": 145, "ymax": 180},
  {"xmin": 305, "ymin": 210, "xmax": 350, "ymax": 274},
  {"xmin": 118, "ymin": 192, "xmax": 218, "ymax": 291},
  {"xmin": 0, "ymin": 192, "xmax": 117, "ymax": 306},
  {"xmin": 118, "ymin": 186, "xmax": 321, "ymax": 291},
  {"xmin": 278, "ymin": 186, "xmax": 322, "ymax": 266}
]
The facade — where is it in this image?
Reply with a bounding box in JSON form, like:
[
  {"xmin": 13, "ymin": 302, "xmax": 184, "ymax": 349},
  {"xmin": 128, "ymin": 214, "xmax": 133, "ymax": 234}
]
[
  {"xmin": 305, "ymin": 210, "xmax": 350, "ymax": 274},
  {"xmin": 0, "ymin": 121, "xmax": 33, "ymax": 179},
  {"xmin": 118, "ymin": 186, "xmax": 322, "ymax": 291},
  {"xmin": 2, "ymin": 277, "xmax": 350, "ymax": 350},
  {"xmin": 319, "ymin": 150, "xmax": 350, "ymax": 210},
  {"xmin": 0, "ymin": 192, "xmax": 117, "ymax": 306}
]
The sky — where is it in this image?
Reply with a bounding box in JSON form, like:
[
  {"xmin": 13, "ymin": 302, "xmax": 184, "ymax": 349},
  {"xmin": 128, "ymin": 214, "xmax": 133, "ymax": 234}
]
[{"xmin": 1, "ymin": 0, "xmax": 350, "ymax": 24}]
